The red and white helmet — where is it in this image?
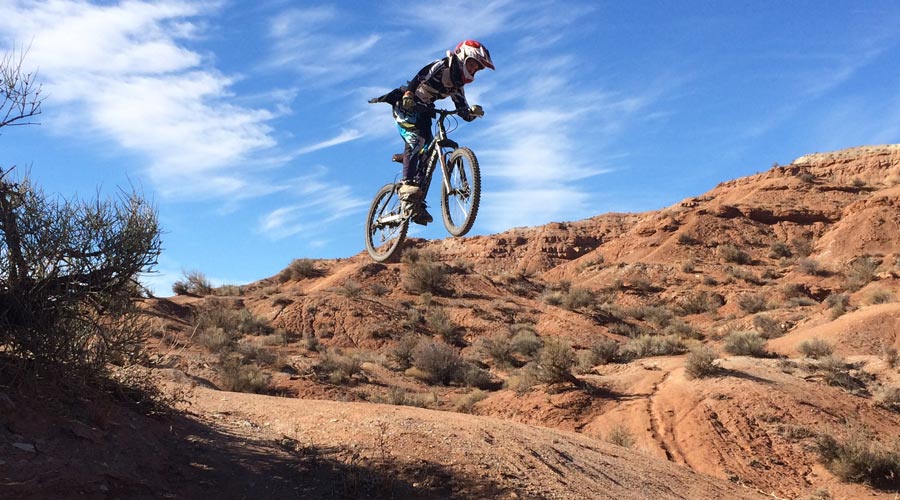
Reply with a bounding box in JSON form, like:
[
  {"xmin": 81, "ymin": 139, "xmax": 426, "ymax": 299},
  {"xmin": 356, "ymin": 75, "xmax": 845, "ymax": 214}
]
[{"xmin": 453, "ymin": 40, "xmax": 495, "ymax": 83}]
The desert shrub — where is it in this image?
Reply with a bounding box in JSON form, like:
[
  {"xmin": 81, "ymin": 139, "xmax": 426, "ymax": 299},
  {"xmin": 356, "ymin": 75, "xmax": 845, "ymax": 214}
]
[
  {"xmin": 505, "ymin": 366, "xmax": 539, "ymax": 394},
  {"xmin": 589, "ymin": 337, "xmax": 622, "ymax": 365},
  {"xmin": 826, "ymin": 293, "xmax": 851, "ymax": 319},
  {"xmin": 369, "ymin": 283, "xmax": 390, "ymax": 297},
  {"xmin": 863, "ymin": 287, "xmax": 895, "ymax": 306},
  {"xmin": 575, "ymin": 349, "xmax": 599, "ymax": 374},
  {"xmin": 316, "ymin": 348, "xmax": 363, "ymax": 384},
  {"xmin": 606, "ymin": 423, "xmax": 636, "ymax": 448},
  {"xmin": 172, "ymin": 269, "xmax": 213, "ymax": 296},
  {"xmin": 685, "ymin": 345, "xmax": 719, "ymax": 379},
  {"xmin": 425, "ymin": 306, "xmax": 460, "ymax": 344},
  {"xmin": 798, "ymin": 258, "xmax": 825, "ymax": 276},
  {"xmin": 218, "ymin": 355, "xmax": 271, "ymax": 393},
  {"xmin": 852, "ymin": 177, "xmax": 866, "ymax": 188},
  {"xmin": 392, "ymin": 333, "xmax": 419, "ymax": 369},
  {"xmin": 562, "ymin": 287, "xmax": 595, "ymax": 310},
  {"xmin": 509, "ymin": 326, "xmax": 543, "ymax": 357},
  {"xmin": 798, "ymin": 171, "xmax": 816, "ymax": 184},
  {"xmin": 334, "ymin": 279, "xmax": 363, "ymax": 298},
  {"xmin": 677, "ymin": 233, "xmax": 699, "ymax": 246},
  {"xmin": 799, "ymin": 338, "xmax": 833, "ymax": 359},
  {"xmin": 271, "ymin": 295, "xmax": 293, "ymax": 307},
  {"xmin": 412, "ymin": 338, "xmax": 461, "ymax": 385},
  {"xmin": 533, "ymin": 338, "xmax": 577, "ymax": 385},
  {"xmin": 277, "ymin": 258, "xmax": 323, "ymax": 282},
  {"xmin": 607, "ymin": 321, "xmax": 647, "ymax": 338},
  {"xmin": 815, "ymin": 433, "xmax": 900, "ymax": 489},
  {"xmin": 664, "ymin": 319, "xmax": 703, "ymax": 340},
  {"xmin": 786, "ymin": 295, "xmax": 817, "ymax": 308},
  {"xmin": 753, "ymin": 315, "xmax": 782, "ymax": 339},
  {"xmin": 792, "ymin": 236, "xmax": 814, "ymax": 258},
  {"xmin": 727, "ymin": 265, "xmax": 764, "ymax": 285},
  {"xmin": 480, "ymin": 334, "xmax": 516, "ymax": 367},
  {"xmin": 718, "ymin": 243, "xmax": 752, "ymax": 265},
  {"xmin": 882, "ymin": 345, "xmax": 899, "ymax": 368},
  {"xmin": 737, "ymin": 293, "xmax": 769, "ymax": 314},
  {"xmin": 214, "ymin": 284, "xmax": 243, "ymax": 296},
  {"xmin": 844, "ymin": 256, "xmax": 879, "ymax": 291},
  {"xmin": 453, "ymin": 389, "xmax": 487, "ymax": 413},
  {"xmin": 625, "ymin": 334, "xmax": 686, "ymax": 359},
  {"xmin": 459, "ymin": 362, "xmax": 494, "ymax": 389},
  {"xmin": 197, "ymin": 327, "xmax": 234, "ymax": 353},
  {"xmin": 402, "ymin": 249, "xmax": 449, "ymax": 295},
  {"xmin": 875, "ymin": 386, "xmax": 900, "ymax": 412},
  {"xmin": 778, "ymin": 424, "xmax": 817, "ymax": 441},
  {"xmin": 769, "ymin": 242, "xmax": 793, "ymax": 259},
  {"xmin": 723, "ymin": 331, "xmax": 768, "ymax": 357},
  {"xmin": 675, "ymin": 291, "xmax": 723, "ymax": 315},
  {"xmin": 541, "ymin": 290, "xmax": 564, "ymax": 306}
]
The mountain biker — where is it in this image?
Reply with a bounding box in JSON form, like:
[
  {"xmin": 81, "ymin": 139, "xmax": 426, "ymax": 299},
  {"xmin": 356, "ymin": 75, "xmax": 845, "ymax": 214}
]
[{"xmin": 369, "ymin": 40, "xmax": 494, "ymax": 225}]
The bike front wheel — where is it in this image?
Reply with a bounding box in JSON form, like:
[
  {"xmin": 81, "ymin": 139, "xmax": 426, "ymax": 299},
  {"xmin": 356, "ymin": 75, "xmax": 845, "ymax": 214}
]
[
  {"xmin": 441, "ymin": 147, "xmax": 481, "ymax": 237},
  {"xmin": 365, "ymin": 183, "xmax": 409, "ymax": 262}
]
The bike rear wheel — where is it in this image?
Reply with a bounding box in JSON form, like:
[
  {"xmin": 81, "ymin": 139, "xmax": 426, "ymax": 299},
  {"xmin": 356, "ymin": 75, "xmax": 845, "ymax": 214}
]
[
  {"xmin": 365, "ymin": 183, "xmax": 409, "ymax": 262},
  {"xmin": 441, "ymin": 147, "xmax": 481, "ymax": 237}
]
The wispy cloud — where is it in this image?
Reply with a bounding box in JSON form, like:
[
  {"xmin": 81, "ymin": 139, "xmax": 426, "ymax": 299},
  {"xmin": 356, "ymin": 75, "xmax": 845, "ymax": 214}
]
[
  {"xmin": 0, "ymin": 0, "xmax": 283, "ymax": 200},
  {"xmin": 266, "ymin": 6, "xmax": 382, "ymax": 84},
  {"xmin": 259, "ymin": 167, "xmax": 368, "ymax": 240},
  {"xmin": 293, "ymin": 128, "xmax": 364, "ymax": 155}
]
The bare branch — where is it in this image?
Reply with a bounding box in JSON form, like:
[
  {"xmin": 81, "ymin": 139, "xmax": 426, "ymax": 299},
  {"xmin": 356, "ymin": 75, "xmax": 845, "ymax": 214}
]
[{"xmin": 1, "ymin": 46, "xmax": 43, "ymax": 130}]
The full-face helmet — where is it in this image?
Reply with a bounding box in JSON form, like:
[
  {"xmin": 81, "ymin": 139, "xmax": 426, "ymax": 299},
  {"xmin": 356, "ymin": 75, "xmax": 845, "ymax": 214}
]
[{"xmin": 453, "ymin": 40, "xmax": 495, "ymax": 83}]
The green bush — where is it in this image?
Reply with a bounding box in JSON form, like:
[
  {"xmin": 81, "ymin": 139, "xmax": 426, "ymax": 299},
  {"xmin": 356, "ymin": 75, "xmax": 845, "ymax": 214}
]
[{"xmin": 723, "ymin": 331, "xmax": 768, "ymax": 357}]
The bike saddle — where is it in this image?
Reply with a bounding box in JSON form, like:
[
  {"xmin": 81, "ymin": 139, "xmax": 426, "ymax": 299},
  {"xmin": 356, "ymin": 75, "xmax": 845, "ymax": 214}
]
[{"xmin": 391, "ymin": 153, "xmax": 404, "ymax": 163}]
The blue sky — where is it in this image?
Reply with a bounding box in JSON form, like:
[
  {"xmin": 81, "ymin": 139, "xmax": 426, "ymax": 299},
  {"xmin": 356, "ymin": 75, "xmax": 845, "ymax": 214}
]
[{"xmin": 2, "ymin": 1, "xmax": 900, "ymax": 294}]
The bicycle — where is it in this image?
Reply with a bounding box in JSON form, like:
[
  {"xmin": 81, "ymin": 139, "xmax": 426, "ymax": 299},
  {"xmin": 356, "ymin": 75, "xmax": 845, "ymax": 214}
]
[{"xmin": 365, "ymin": 108, "xmax": 481, "ymax": 262}]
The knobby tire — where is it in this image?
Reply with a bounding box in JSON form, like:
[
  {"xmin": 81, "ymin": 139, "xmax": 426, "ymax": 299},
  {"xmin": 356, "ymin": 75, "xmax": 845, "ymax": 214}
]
[
  {"xmin": 365, "ymin": 183, "xmax": 408, "ymax": 262},
  {"xmin": 441, "ymin": 147, "xmax": 481, "ymax": 237}
]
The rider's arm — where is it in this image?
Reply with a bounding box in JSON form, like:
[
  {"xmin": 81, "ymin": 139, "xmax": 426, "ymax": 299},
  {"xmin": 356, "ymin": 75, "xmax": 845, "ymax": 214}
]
[{"xmin": 451, "ymin": 88, "xmax": 475, "ymax": 121}]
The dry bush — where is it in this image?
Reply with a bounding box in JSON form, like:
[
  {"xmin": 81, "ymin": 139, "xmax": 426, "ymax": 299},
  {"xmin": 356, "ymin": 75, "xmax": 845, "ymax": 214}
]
[
  {"xmin": 479, "ymin": 334, "xmax": 516, "ymax": 367},
  {"xmin": 458, "ymin": 361, "xmax": 494, "ymax": 389},
  {"xmin": 562, "ymin": 287, "xmax": 595, "ymax": 310},
  {"xmin": 589, "ymin": 337, "xmax": 622, "ymax": 365},
  {"xmin": 509, "ymin": 325, "xmax": 543, "ymax": 357},
  {"xmin": 685, "ymin": 345, "xmax": 719, "ymax": 379},
  {"xmin": 753, "ymin": 315, "xmax": 782, "ymax": 339},
  {"xmin": 402, "ymin": 249, "xmax": 449, "ymax": 295},
  {"xmin": 172, "ymin": 270, "xmax": 213, "ymax": 295},
  {"xmin": 718, "ymin": 243, "xmax": 752, "ymax": 264},
  {"xmin": 412, "ymin": 338, "xmax": 461, "ymax": 385},
  {"xmin": 392, "ymin": 333, "xmax": 419, "ymax": 369},
  {"xmin": 453, "ymin": 389, "xmax": 487, "ymax": 413},
  {"xmin": 333, "ymin": 279, "xmax": 363, "ymax": 298},
  {"xmin": 218, "ymin": 354, "xmax": 271, "ymax": 393},
  {"xmin": 541, "ymin": 290, "xmax": 564, "ymax": 306},
  {"xmin": 723, "ymin": 331, "xmax": 768, "ymax": 357},
  {"xmin": 680, "ymin": 259, "xmax": 696, "ymax": 273},
  {"xmin": 863, "ymin": 287, "xmax": 895, "ymax": 306},
  {"xmin": 737, "ymin": 293, "xmax": 769, "ymax": 314},
  {"xmin": 882, "ymin": 345, "xmax": 899, "ymax": 368},
  {"xmin": 318, "ymin": 348, "xmax": 363, "ymax": 385},
  {"xmin": 664, "ymin": 319, "xmax": 703, "ymax": 340},
  {"xmin": 214, "ymin": 284, "xmax": 243, "ymax": 296},
  {"xmin": 625, "ymin": 334, "xmax": 686, "ymax": 359},
  {"xmin": 792, "ymin": 236, "xmax": 814, "ymax": 258},
  {"xmin": 197, "ymin": 327, "xmax": 234, "ymax": 353},
  {"xmin": 533, "ymin": 338, "xmax": 578, "ymax": 386},
  {"xmin": 799, "ymin": 338, "xmax": 833, "ymax": 359},
  {"xmin": 798, "ymin": 258, "xmax": 825, "ymax": 276},
  {"xmin": 606, "ymin": 423, "xmax": 636, "ymax": 448},
  {"xmin": 277, "ymin": 258, "xmax": 324, "ymax": 282},
  {"xmin": 675, "ymin": 291, "xmax": 723, "ymax": 315},
  {"xmin": 369, "ymin": 283, "xmax": 390, "ymax": 296},
  {"xmin": 425, "ymin": 306, "xmax": 460, "ymax": 344},
  {"xmin": 826, "ymin": 293, "xmax": 851, "ymax": 319},
  {"xmin": 844, "ymin": 256, "xmax": 879, "ymax": 292},
  {"xmin": 875, "ymin": 386, "xmax": 900, "ymax": 412},
  {"xmin": 769, "ymin": 242, "xmax": 793, "ymax": 259},
  {"xmin": 677, "ymin": 233, "xmax": 699, "ymax": 246},
  {"xmin": 815, "ymin": 432, "xmax": 900, "ymax": 489}
]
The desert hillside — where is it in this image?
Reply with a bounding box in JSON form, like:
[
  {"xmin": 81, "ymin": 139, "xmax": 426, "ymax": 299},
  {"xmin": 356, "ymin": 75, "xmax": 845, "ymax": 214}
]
[{"xmin": 5, "ymin": 144, "xmax": 900, "ymax": 499}]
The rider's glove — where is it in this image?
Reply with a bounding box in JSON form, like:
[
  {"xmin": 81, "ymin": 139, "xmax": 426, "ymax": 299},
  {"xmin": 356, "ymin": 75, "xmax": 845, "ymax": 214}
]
[{"xmin": 401, "ymin": 91, "xmax": 415, "ymax": 110}]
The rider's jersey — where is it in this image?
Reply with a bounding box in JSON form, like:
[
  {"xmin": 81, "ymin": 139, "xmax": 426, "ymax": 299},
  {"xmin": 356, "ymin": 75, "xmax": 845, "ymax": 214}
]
[{"xmin": 407, "ymin": 55, "xmax": 471, "ymax": 117}]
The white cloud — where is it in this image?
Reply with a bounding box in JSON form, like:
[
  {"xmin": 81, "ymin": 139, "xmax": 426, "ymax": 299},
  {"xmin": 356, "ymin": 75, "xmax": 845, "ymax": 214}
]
[
  {"xmin": 259, "ymin": 168, "xmax": 368, "ymax": 240},
  {"xmin": 293, "ymin": 128, "xmax": 364, "ymax": 155},
  {"xmin": 0, "ymin": 0, "xmax": 281, "ymax": 200}
]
